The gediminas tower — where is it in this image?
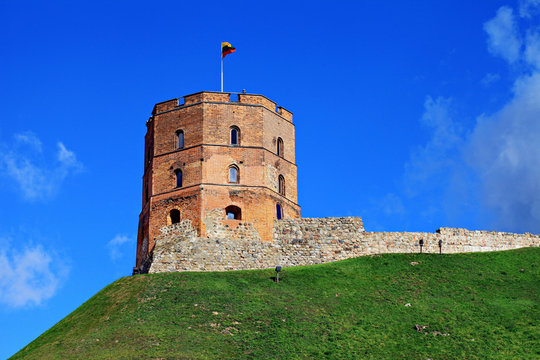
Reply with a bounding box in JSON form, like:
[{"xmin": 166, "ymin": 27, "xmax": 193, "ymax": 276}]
[{"xmin": 136, "ymin": 91, "xmax": 301, "ymax": 269}]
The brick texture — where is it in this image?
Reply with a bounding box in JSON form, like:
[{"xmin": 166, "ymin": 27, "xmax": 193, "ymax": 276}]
[{"xmin": 136, "ymin": 92, "xmax": 300, "ymax": 268}]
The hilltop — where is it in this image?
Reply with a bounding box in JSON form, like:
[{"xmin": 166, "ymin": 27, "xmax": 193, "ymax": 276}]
[{"xmin": 11, "ymin": 248, "xmax": 540, "ymax": 359}]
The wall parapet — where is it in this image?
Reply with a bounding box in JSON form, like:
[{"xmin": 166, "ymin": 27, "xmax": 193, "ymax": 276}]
[
  {"xmin": 151, "ymin": 91, "xmax": 292, "ymax": 121},
  {"xmin": 145, "ymin": 216, "xmax": 539, "ymax": 273}
]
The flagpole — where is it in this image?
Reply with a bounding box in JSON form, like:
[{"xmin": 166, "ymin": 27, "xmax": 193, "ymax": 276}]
[{"xmin": 220, "ymin": 43, "xmax": 223, "ymax": 92}]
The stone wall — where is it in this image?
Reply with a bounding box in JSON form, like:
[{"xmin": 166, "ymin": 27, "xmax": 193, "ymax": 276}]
[
  {"xmin": 274, "ymin": 217, "xmax": 366, "ymax": 267},
  {"xmin": 149, "ymin": 220, "xmax": 279, "ymax": 272},
  {"xmin": 146, "ymin": 216, "xmax": 539, "ymax": 273},
  {"xmin": 275, "ymin": 222, "xmax": 538, "ymax": 267}
]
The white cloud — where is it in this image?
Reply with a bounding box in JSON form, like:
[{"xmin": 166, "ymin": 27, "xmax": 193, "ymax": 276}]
[
  {"xmin": 0, "ymin": 133, "xmax": 83, "ymax": 200},
  {"xmin": 2, "ymin": 154, "xmax": 52, "ymax": 199},
  {"xmin": 484, "ymin": 6, "xmax": 522, "ymax": 63},
  {"xmin": 380, "ymin": 193, "xmax": 405, "ymax": 216},
  {"xmin": 469, "ymin": 5, "xmax": 540, "ymax": 232},
  {"xmin": 519, "ymin": 0, "xmax": 540, "ymax": 18},
  {"xmin": 419, "ymin": 96, "xmax": 462, "ymax": 143},
  {"xmin": 57, "ymin": 142, "xmax": 79, "ymax": 167},
  {"xmin": 404, "ymin": 96, "xmax": 463, "ymax": 196},
  {"xmin": 524, "ymin": 31, "xmax": 540, "ymax": 68},
  {"xmin": 402, "ymin": 5, "xmax": 540, "ymax": 233},
  {"xmin": 107, "ymin": 234, "xmax": 133, "ymax": 261},
  {"xmin": 466, "ymin": 72, "xmax": 540, "ymax": 232},
  {"xmin": 481, "ymin": 72, "xmax": 501, "ymax": 86},
  {"xmin": 0, "ymin": 244, "xmax": 68, "ymax": 308},
  {"xmin": 14, "ymin": 132, "xmax": 42, "ymax": 152}
]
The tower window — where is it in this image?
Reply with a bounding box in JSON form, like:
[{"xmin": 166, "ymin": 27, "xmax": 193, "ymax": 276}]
[
  {"xmin": 230, "ymin": 126, "xmax": 240, "ymax": 145},
  {"xmin": 225, "ymin": 205, "xmax": 242, "ymax": 220},
  {"xmin": 228, "ymin": 165, "xmax": 239, "ymax": 183},
  {"xmin": 278, "ymin": 175, "xmax": 285, "ymax": 196},
  {"xmin": 175, "ymin": 169, "xmax": 183, "ymax": 188},
  {"xmin": 276, "ymin": 203, "xmax": 283, "ymax": 220},
  {"xmin": 177, "ymin": 130, "xmax": 184, "ymax": 149},
  {"xmin": 170, "ymin": 209, "xmax": 180, "ymax": 224},
  {"xmin": 277, "ymin": 137, "xmax": 284, "ymax": 157}
]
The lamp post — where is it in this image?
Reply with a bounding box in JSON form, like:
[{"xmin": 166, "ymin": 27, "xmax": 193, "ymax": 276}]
[
  {"xmin": 419, "ymin": 239, "xmax": 424, "ymax": 254},
  {"xmin": 275, "ymin": 266, "xmax": 282, "ymax": 282}
]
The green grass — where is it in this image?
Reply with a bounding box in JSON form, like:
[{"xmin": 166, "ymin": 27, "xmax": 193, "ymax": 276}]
[{"xmin": 11, "ymin": 248, "xmax": 540, "ymax": 359}]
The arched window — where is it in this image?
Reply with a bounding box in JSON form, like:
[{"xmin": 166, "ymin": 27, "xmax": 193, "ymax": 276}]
[
  {"xmin": 278, "ymin": 175, "xmax": 285, "ymax": 196},
  {"xmin": 177, "ymin": 130, "xmax": 184, "ymax": 149},
  {"xmin": 276, "ymin": 203, "xmax": 283, "ymax": 220},
  {"xmin": 277, "ymin": 137, "xmax": 284, "ymax": 157},
  {"xmin": 230, "ymin": 126, "xmax": 240, "ymax": 145},
  {"xmin": 225, "ymin": 205, "xmax": 242, "ymax": 220},
  {"xmin": 175, "ymin": 169, "xmax": 182, "ymax": 188},
  {"xmin": 170, "ymin": 209, "xmax": 180, "ymax": 224},
  {"xmin": 228, "ymin": 165, "xmax": 239, "ymax": 183}
]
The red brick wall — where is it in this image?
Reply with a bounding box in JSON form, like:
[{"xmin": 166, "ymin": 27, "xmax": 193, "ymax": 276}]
[
  {"xmin": 136, "ymin": 92, "xmax": 301, "ymax": 267},
  {"xmin": 148, "ymin": 187, "xmax": 202, "ymax": 252},
  {"xmin": 153, "ymin": 105, "xmax": 204, "ymax": 155}
]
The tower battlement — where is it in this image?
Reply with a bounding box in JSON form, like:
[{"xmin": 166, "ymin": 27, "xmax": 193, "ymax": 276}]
[{"xmin": 151, "ymin": 91, "xmax": 293, "ymax": 122}]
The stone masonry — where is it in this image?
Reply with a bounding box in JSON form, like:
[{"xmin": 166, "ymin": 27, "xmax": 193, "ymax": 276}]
[{"xmin": 147, "ymin": 216, "xmax": 539, "ymax": 273}]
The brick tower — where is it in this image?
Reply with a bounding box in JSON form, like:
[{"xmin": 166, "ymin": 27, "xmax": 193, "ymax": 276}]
[{"xmin": 135, "ymin": 91, "xmax": 301, "ymax": 270}]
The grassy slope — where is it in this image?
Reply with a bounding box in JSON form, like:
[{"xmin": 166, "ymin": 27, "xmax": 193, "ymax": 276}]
[{"xmin": 11, "ymin": 248, "xmax": 540, "ymax": 360}]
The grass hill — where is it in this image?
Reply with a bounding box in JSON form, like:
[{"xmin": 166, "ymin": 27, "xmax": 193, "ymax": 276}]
[{"xmin": 11, "ymin": 248, "xmax": 539, "ymax": 359}]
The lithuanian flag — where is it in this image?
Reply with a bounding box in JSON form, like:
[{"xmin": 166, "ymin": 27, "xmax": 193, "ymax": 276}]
[{"xmin": 222, "ymin": 42, "xmax": 236, "ymax": 58}]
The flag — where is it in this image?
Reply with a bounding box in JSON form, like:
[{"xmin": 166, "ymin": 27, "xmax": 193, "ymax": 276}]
[{"xmin": 222, "ymin": 42, "xmax": 236, "ymax": 58}]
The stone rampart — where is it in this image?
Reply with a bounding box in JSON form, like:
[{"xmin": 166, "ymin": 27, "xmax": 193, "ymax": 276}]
[
  {"xmin": 147, "ymin": 217, "xmax": 539, "ymax": 273},
  {"xmin": 149, "ymin": 219, "xmax": 278, "ymax": 273}
]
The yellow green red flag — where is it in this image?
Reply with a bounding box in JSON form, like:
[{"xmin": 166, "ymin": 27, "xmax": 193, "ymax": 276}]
[{"xmin": 222, "ymin": 42, "xmax": 236, "ymax": 58}]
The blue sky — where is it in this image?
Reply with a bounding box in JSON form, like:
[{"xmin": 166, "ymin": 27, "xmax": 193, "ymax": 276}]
[{"xmin": 1, "ymin": 0, "xmax": 540, "ymax": 357}]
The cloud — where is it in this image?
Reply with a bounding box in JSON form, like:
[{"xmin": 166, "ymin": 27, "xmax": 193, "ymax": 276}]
[
  {"xmin": 466, "ymin": 72, "xmax": 540, "ymax": 232},
  {"xmin": 484, "ymin": 6, "xmax": 522, "ymax": 63},
  {"xmin": 524, "ymin": 31, "xmax": 540, "ymax": 68},
  {"xmin": 467, "ymin": 5, "xmax": 540, "ymax": 232},
  {"xmin": 481, "ymin": 72, "xmax": 501, "ymax": 86},
  {"xmin": 401, "ymin": 5, "xmax": 540, "ymax": 233},
  {"xmin": 0, "ymin": 244, "xmax": 68, "ymax": 308},
  {"xmin": 14, "ymin": 132, "xmax": 42, "ymax": 152},
  {"xmin": 57, "ymin": 142, "xmax": 79, "ymax": 167},
  {"xmin": 107, "ymin": 234, "xmax": 133, "ymax": 261},
  {"xmin": 519, "ymin": 0, "xmax": 540, "ymax": 18},
  {"xmin": 380, "ymin": 193, "xmax": 405, "ymax": 216},
  {"xmin": 0, "ymin": 133, "xmax": 83, "ymax": 200},
  {"xmin": 404, "ymin": 96, "xmax": 463, "ymax": 196}
]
